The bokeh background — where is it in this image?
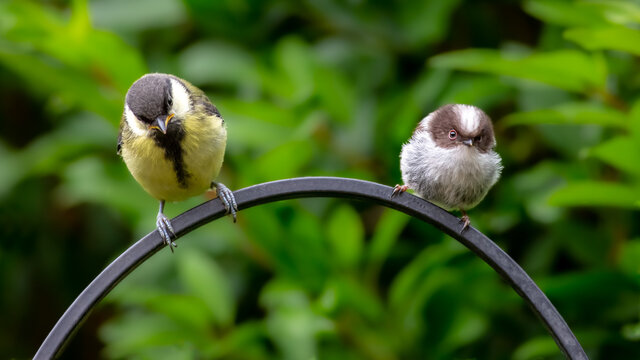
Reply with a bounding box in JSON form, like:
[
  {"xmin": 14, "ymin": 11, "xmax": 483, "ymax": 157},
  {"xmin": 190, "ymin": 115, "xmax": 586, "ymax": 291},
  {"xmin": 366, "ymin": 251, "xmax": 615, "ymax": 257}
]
[{"xmin": 1, "ymin": 0, "xmax": 639, "ymax": 359}]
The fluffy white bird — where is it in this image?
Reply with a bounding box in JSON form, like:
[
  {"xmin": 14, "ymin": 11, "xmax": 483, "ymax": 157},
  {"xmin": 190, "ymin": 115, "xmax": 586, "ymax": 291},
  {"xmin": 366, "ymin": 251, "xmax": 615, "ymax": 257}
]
[{"xmin": 393, "ymin": 104, "xmax": 503, "ymax": 230}]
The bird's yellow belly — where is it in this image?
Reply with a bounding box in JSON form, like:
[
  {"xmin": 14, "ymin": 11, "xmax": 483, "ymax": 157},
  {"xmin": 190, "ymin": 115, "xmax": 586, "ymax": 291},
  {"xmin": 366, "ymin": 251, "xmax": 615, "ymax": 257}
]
[{"xmin": 123, "ymin": 128, "xmax": 226, "ymax": 202}]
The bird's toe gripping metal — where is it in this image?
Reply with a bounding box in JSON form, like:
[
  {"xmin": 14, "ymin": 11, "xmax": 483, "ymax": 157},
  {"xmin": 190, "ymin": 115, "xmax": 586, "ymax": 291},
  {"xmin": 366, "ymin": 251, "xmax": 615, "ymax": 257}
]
[
  {"xmin": 156, "ymin": 212, "xmax": 177, "ymax": 252},
  {"xmin": 213, "ymin": 182, "xmax": 238, "ymax": 222},
  {"xmin": 391, "ymin": 184, "xmax": 409, "ymax": 198},
  {"xmin": 459, "ymin": 211, "xmax": 471, "ymax": 234}
]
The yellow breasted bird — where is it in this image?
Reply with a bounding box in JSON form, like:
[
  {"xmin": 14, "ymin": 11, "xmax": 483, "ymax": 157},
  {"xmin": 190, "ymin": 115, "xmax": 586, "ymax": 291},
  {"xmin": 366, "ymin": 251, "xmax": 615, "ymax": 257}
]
[{"xmin": 118, "ymin": 73, "xmax": 237, "ymax": 252}]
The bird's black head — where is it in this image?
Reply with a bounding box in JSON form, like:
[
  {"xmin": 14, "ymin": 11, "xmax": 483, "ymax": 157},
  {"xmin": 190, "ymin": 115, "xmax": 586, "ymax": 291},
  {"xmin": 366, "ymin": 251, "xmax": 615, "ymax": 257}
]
[
  {"xmin": 424, "ymin": 104, "xmax": 496, "ymax": 153},
  {"xmin": 126, "ymin": 74, "xmax": 173, "ymax": 124}
]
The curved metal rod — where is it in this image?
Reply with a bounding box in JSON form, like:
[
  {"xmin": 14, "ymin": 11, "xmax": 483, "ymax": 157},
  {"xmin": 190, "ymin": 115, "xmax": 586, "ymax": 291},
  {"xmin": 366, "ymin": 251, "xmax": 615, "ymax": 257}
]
[{"xmin": 34, "ymin": 177, "xmax": 587, "ymax": 359}]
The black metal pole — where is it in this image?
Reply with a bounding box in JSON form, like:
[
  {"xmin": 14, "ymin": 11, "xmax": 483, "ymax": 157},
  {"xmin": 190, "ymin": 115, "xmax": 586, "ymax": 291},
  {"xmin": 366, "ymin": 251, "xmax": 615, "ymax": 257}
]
[{"xmin": 34, "ymin": 177, "xmax": 588, "ymax": 359}]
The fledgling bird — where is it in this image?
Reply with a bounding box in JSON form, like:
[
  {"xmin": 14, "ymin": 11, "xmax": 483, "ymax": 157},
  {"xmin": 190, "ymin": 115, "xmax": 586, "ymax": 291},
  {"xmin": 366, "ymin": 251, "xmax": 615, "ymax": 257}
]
[
  {"xmin": 392, "ymin": 104, "xmax": 502, "ymax": 231},
  {"xmin": 118, "ymin": 73, "xmax": 237, "ymax": 251}
]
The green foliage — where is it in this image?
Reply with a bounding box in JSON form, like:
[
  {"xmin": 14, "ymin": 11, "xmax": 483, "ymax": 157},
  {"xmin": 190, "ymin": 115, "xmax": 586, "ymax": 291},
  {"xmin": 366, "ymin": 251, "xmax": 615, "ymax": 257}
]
[
  {"xmin": 431, "ymin": 49, "xmax": 607, "ymax": 93},
  {"xmin": 503, "ymin": 103, "xmax": 628, "ymax": 128},
  {"xmin": 1, "ymin": 0, "xmax": 640, "ymax": 359},
  {"xmin": 176, "ymin": 249, "xmax": 236, "ymax": 328}
]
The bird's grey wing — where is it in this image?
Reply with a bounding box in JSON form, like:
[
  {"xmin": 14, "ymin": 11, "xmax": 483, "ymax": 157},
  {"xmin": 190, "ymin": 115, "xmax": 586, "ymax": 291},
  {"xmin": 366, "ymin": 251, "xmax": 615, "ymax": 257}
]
[
  {"xmin": 203, "ymin": 98, "xmax": 222, "ymax": 118},
  {"xmin": 197, "ymin": 94, "xmax": 224, "ymax": 126}
]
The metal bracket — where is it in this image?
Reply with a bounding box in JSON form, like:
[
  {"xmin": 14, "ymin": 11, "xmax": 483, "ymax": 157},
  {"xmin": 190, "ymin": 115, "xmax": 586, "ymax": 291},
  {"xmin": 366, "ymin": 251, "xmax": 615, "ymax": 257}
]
[{"xmin": 34, "ymin": 177, "xmax": 588, "ymax": 359}]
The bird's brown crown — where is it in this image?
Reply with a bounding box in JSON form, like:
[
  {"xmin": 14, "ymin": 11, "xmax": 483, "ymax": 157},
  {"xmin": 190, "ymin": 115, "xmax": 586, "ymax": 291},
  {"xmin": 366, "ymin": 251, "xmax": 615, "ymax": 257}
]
[{"xmin": 418, "ymin": 104, "xmax": 496, "ymax": 153}]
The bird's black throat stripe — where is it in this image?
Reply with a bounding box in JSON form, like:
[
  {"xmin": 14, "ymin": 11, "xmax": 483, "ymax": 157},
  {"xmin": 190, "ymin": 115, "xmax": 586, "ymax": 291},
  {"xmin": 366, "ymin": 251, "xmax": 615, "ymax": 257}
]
[{"xmin": 151, "ymin": 125, "xmax": 190, "ymax": 188}]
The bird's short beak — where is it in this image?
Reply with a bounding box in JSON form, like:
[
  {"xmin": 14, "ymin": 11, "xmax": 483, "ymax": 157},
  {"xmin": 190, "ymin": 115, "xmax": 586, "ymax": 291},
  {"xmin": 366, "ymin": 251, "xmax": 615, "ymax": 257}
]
[
  {"xmin": 151, "ymin": 114, "xmax": 174, "ymax": 134},
  {"xmin": 462, "ymin": 138, "xmax": 473, "ymax": 147}
]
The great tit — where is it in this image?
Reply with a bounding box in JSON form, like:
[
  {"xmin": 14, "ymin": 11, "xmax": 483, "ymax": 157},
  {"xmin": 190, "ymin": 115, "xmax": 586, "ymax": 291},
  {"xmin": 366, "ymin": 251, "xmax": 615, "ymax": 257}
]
[{"xmin": 118, "ymin": 73, "xmax": 237, "ymax": 251}]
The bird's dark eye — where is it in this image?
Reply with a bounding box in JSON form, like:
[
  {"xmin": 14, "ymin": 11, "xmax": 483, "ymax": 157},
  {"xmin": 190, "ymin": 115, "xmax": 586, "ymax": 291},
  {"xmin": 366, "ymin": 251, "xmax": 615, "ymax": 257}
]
[
  {"xmin": 167, "ymin": 96, "xmax": 173, "ymax": 107},
  {"xmin": 475, "ymin": 135, "xmax": 482, "ymax": 143},
  {"xmin": 448, "ymin": 129, "xmax": 457, "ymax": 140}
]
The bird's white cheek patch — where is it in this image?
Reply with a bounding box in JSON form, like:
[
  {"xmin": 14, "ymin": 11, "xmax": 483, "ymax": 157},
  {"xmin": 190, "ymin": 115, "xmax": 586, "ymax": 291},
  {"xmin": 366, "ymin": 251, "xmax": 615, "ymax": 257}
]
[
  {"xmin": 170, "ymin": 78, "xmax": 190, "ymax": 116},
  {"xmin": 125, "ymin": 104, "xmax": 147, "ymax": 136}
]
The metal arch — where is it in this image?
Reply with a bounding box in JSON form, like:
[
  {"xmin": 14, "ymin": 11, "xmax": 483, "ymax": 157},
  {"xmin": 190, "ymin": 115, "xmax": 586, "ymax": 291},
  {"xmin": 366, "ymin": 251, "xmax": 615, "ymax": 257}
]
[{"xmin": 34, "ymin": 177, "xmax": 588, "ymax": 359}]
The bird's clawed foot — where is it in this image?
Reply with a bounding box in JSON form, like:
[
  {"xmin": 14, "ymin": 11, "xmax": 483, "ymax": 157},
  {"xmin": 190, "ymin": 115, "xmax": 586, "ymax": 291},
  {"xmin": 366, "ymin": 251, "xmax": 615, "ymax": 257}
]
[
  {"xmin": 213, "ymin": 182, "xmax": 238, "ymax": 222},
  {"xmin": 459, "ymin": 210, "xmax": 470, "ymax": 233},
  {"xmin": 156, "ymin": 201, "xmax": 177, "ymax": 252},
  {"xmin": 391, "ymin": 184, "xmax": 409, "ymax": 198}
]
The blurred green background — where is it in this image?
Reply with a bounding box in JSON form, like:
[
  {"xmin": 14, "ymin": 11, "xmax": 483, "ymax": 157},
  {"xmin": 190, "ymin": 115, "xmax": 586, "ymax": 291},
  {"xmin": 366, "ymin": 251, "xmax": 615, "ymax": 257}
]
[{"xmin": 1, "ymin": 0, "xmax": 639, "ymax": 358}]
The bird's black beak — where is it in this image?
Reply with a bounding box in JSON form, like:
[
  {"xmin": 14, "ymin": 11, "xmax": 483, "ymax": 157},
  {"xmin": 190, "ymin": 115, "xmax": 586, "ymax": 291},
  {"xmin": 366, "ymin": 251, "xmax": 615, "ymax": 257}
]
[
  {"xmin": 462, "ymin": 138, "xmax": 473, "ymax": 147},
  {"xmin": 152, "ymin": 114, "xmax": 174, "ymax": 134}
]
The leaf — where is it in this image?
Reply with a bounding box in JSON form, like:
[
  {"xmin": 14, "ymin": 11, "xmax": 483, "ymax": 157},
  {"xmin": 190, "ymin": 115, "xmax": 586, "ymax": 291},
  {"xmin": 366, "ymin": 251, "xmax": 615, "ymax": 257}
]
[
  {"xmin": 143, "ymin": 294, "xmax": 215, "ymax": 333},
  {"xmin": 56, "ymin": 156, "xmax": 154, "ymax": 222},
  {"xmin": 440, "ymin": 309, "xmax": 488, "ymax": 352},
  {"xmin": 22, "ymin": 114, "xmax": 115, "ymax": 173},
  {"xmin": 503, "ymin": 102, "xmax": 628, "ymax": 128},
  {"xmin": 1, "ymin": 1, "xmax": 146, "ymax": 92},
  {"xmin": 389, "ymin": 240, "xmax": 466, "ymax": 309},
  {"xmin": 511, "ymin": 161, "xmax": 566, "ymax": 224},
  {"xmin": 314, "ymin": 65, "xmax": 356, "ymax": 123},
  {"xmin": 396, "ymin": 0, "xmax": 462, "ymax": 47},
  {"xmin": 223, "ymin": 109, "xmax": 295, "ymax": 152},
  {"xmin": 286, "ymin": 208, "xmax": 331, "ymax": 289},
  {"xmin": 622, "ymin": 322, "xmax": 640, "ymax": 341},
  {"xmin": 512, "ymin": 336, "xmax": 561, "ymax": 360},
  {"xmin": 219, "ymin": 97, "xmax": 298, "ymax": 127},
  {"xmin": 0, "ymin": 1, "xmax": 146, "ymax": 121},
  {"xmin": 548, "ymin": 181, "xmax": 640, "ymax": 208},
  {"xmin": 436, "ymin": 74, "xmax": 513, "ymax": 108},
  {"xmin": 558, "ymin": 222, "xmax": 611, "ymax": 267},
  {"xmin": 565, "ymin": 26, "xmax": 640, "ymax": 55},
  {"xmin": 99, "ymin": 312, "xmax": 200, "ymax": 359},
  {"xmin": 177, "ymin": 249, "xmax": 235, "ymax": 328},
  {"xmin": 630, "ymin": 99, "xmax": 640, "ymax": 139},
  {"xmin": 254, "ymin": 140, "xmax": 314, "ymax": 180},
  {"xmin": 429, "ymin": 49, "xmax": 607, "ymax": 93},
  {"xmin": 581, "ymin": 0, "xmax": 640, "ymax": 25},
  {"xmin": 326, "ymin": 204, "xmax": 364, "ymax": 268},
  {"xmin": 199, "ymin": 322, "xmax": 268, "ymax": 358},
  {"xmin": 537, "ymin": 123, "xmax": 605, "ymax": 158},
  {"xmin": 392, "ymin": 268, "xmax": 457, "ymax": 336},
  {"xmin": 260, "ymin": 280, "xmax": 329, "ymax": 360},
  {"xmin": 319, "ymin": 277, "xmax": 384, "ymax": 321},
  {"xmin": 273, "ymin": 36, "xmax": 315, "ymax": 103},
  {"xmin": 538, "ymin": 270, "xmax": 637, "ymax": 304},
  {"xmin": 367, "ymin": 209, "xmax": 410, "ymax": 265},
  {"xmin": 387, "ymin": 69, "xmax": 451, "ymax": 144},
  {"xmin": 590, "ymin": 136, "xmax": 640, "ymax": 176},
  {"xmin": 618, "ymin": 239, "xmax": 640, "ymax": 279},
  {"xmin": 257, "ymin": 37, "xmax": 315, "ymax": 104},
  {"xmin": 179, "ymin": 40, "xmax": 259, "ymax": 88},
  {"xmin": 523, "ymin": 0, "xmax": 610, "ymax": 27},
  {"xmin": 0, "ymin": 50, "xmax": 123, "ymax": 120},
  {"xmin": 137, "ymin": 347, "xmax": 198, "ymax": 360},
  {"xmin": 90, "ymin": 0, "xmax": 188, "ymax": 32},
  {"xmin": 0, "ymin": 143, "xmax": 24, "ymax": 199}
]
